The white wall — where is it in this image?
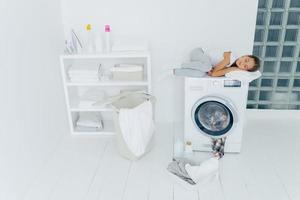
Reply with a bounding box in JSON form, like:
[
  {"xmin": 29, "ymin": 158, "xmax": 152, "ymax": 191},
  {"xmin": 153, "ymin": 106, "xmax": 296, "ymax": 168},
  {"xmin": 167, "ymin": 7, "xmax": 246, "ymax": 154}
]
[
  {"xmin": 0, "ymin": 0, "xmax": 67, "ymax": 199},
  {"xmin": 61, "ymin": 0, "xmax": 259, "ymax": 122}
]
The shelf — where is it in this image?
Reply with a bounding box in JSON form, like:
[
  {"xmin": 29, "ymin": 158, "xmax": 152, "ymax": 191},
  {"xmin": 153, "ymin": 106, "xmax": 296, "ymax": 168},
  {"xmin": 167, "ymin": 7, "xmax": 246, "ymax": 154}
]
[
  {"xmin": 66, "ymin": 81, "xmax": 149, "ymax": 86},
  {"xmin": 68, "ymin": 89, "xmax": 148, "ymax": 112},
  {"xmin": 61, "ymin": 51, "xmax": 152, "ymax": 135},
  {"xmin": 61, "ymin": 51, "xmax": 150, "ymax": 59}
]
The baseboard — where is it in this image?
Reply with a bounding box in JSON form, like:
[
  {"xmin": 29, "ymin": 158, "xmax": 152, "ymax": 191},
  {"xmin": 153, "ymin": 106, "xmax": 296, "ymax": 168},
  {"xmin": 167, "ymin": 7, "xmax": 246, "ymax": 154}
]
[{"xmin": 245, "ymin": 109, "xmax": 300, "ymax": 120}]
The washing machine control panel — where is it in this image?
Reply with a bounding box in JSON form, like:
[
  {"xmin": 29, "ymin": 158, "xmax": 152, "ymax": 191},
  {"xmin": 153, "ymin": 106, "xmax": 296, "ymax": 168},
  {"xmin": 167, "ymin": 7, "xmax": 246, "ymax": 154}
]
[
  {"xmin": 223, "ymin": 80, "xmax": 241, "ymax": 87},
  {"xmin": 212, "ymin": 80, "xmax": 219, "ymax": 86}
]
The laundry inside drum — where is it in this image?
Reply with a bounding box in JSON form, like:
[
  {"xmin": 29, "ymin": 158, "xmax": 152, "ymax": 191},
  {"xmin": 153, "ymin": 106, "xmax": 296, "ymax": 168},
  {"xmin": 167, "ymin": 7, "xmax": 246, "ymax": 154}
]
[{"xmin": 198, "ymin": 102, "xmax": 230, "ymax": 132}]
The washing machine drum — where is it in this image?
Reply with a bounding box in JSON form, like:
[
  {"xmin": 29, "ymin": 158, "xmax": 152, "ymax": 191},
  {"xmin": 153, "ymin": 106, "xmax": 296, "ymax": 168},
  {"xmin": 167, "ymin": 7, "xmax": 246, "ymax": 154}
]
[{"xmin": 192, "ymin": 98, "xmax": 235, "ymax": 138}]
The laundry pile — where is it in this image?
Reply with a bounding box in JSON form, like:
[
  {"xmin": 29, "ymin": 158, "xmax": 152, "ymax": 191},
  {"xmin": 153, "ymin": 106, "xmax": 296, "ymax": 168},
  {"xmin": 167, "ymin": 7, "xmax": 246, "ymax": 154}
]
[
  {"xmin": 199, "ymin": 102, "xmax": 230, "ymax": 131},
  {"xmin": 68, "ymin": 64, "xmax": 100, "ymax": 82},
  {"xmin": 167, "ymin": 157, "xmax": 219, "ymax": 186},
  {"xmin": 76, "ymin": 112, "xmax": 103, "ymax": 131}
]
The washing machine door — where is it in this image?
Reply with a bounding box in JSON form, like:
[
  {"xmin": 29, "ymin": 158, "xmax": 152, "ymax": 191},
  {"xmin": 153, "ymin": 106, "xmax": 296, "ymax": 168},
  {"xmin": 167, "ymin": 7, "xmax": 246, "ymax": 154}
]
[{"xmin": 191, "ymin": 96, "xmax": 237, "ymax": 138}]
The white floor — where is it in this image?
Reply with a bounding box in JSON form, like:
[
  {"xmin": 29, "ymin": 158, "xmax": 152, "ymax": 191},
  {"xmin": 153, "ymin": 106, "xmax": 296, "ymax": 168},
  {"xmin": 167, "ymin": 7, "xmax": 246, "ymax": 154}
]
[{"xmin": 22, "ymin": 117, "xmax": 300, "ymax": 200}]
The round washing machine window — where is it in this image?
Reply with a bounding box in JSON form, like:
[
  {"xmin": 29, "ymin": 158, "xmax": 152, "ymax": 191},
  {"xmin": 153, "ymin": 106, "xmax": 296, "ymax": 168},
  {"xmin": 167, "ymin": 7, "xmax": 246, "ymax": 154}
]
[{"xmin": 193, "ymin": 100, "xmax": 234, "ymax": 137}]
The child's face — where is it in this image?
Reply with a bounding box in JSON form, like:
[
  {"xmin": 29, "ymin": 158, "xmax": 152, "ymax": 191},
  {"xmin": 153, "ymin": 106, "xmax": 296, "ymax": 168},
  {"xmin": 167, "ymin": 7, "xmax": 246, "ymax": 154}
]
[{"xmin": 236, "ymin": 56, "xmax": 255, "ymax": 71}]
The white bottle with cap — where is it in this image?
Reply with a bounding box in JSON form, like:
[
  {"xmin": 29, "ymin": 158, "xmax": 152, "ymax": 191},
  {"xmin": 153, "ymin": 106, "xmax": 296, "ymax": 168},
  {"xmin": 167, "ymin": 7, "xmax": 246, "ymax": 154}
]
[
  {"xmin": 184, "ymin": 141, "xmax": 194, "ymax": 160},
  {"xmin": 85, "ymin": 24, "xmax": 95, "ymax": 53},
  {"xmin": 104, "ymin": 24, "xmax": 111, "ymax": 53}
]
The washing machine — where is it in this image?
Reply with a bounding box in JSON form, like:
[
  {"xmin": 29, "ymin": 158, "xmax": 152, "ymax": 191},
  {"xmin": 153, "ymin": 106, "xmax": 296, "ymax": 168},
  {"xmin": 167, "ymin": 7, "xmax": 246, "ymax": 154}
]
[{"xmin": 184, "ymin": 76, "xmax": 249, "ymax": 153}]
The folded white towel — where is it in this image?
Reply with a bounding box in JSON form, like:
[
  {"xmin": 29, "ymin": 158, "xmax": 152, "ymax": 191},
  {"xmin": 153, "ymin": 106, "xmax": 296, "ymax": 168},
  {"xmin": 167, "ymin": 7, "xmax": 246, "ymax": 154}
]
[
  {"xmin": 70, "ymin": 78, "xmax": 99, "ymax": 82},
  {"xmin": 69, "ymin": 74, "xmax": 99, "ymax": 77},
  {"xmin": 75, "ymin": 126, "xmax": 102, "ymax": 132},
  {"xmin": 76, "ymin": 121, "xmax": 103, "ymax": 129},
  {"xmin": 68, "ymin": 64, "xmax": 100, "ymax": 74},
  {"xmin": 225, "ymin": 70, "xmax": 261, "ymax": 83},
  {"xmin": 76, "ymin": 112, "xmax": 103, "ymax": 129},
  {"xmin": 68, "ymin": 72, "xmax": 99, "ymax": 81},
  {"xmin": 70, "ymin": 77, "xmax": 98, "ymax": 79},
  {"xmin": 69, "ymin": 71, "xmax": 99, "ymax": 75}
]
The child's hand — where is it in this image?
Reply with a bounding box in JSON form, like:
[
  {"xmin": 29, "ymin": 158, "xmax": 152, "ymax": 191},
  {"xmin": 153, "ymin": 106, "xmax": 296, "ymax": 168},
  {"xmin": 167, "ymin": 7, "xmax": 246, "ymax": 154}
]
[{"xmin": 207, "ymin": 69, "xmax": 214, "ymax": 76}]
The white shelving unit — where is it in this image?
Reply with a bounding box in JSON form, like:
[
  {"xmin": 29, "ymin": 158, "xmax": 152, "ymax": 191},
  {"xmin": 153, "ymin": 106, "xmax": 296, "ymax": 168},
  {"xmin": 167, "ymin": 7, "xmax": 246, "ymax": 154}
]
[{"xmin": 60, "ymin": 51, "xmax": 152, "ymax": 135}]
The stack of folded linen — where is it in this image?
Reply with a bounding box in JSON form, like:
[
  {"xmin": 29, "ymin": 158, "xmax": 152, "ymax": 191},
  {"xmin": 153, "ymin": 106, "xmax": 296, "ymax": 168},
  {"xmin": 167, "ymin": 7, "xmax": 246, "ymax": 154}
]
[
  {"xmin": 68, "ymin": 64, "xmax": 100, "ymax": 82},
  {"xmin": 76, "ymin": 112, "xmax": 103, "ymax": 131},
  {"xmin": 78, "ymin": 89, "xmax": 107, "ymax": 108}
]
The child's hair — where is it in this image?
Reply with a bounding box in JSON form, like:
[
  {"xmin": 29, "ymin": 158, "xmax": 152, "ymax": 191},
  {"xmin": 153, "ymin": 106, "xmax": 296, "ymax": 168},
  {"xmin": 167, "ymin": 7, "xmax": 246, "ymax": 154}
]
[
  {"xmin": 248, "ymin": 55, "xmax": 260, "ymax": 72},
  {"xmin": 230, "ymin": 55, "xmax": 260, "ymax": 72}
]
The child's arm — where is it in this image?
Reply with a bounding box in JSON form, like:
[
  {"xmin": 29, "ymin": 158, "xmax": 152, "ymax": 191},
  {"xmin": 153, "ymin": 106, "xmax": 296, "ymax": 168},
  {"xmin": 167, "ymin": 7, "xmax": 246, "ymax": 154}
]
[
  {"xmin": 212, "ymin": 52, "xmax": 231, "ymax": 71},
  {"xmin": 209, "ymin": 67, "xmax": 241, "ymax": 77}
]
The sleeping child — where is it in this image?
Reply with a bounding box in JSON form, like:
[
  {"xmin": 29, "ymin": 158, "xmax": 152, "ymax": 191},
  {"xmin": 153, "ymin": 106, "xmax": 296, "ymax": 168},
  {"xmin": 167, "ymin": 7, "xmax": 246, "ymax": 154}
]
[{"xmin": 173, "ymin": 48, "xmax": 260, "ymax": 77}]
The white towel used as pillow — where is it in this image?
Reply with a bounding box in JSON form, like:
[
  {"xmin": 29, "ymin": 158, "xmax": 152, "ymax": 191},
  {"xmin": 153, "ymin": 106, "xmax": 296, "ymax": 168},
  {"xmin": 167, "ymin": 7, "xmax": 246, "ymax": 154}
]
[{"xmin": 225, "ymin": 70, "xmax": 261, "ymax": 83}]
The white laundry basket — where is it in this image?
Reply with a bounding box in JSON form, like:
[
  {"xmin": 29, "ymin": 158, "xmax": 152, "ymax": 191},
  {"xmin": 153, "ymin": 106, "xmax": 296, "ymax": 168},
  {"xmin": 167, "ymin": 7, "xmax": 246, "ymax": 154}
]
[{"xmin": 111, "ymin": 92, "xmax": 155, "ymax": 160}]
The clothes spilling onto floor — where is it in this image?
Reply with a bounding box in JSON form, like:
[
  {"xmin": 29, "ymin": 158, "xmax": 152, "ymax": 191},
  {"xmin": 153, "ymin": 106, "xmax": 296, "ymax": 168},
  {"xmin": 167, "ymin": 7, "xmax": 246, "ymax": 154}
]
[
  {"xmin": 167, "ymin": 157, "xmax": 219, "ymax": 185},
  {"xmin": 167, "ymin": 137, "xmax": 226, "ymax": 185},
  {"xmin": 185, "ymin": 157, "xmax": 219, "ymax": 184},
  {"xmin": 212, "ymin": 137, "xmax": 226, "ymax": 158},
  {"xmin": 167, "ymin": 158, "xmax": 196, "ymax": 185}
]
